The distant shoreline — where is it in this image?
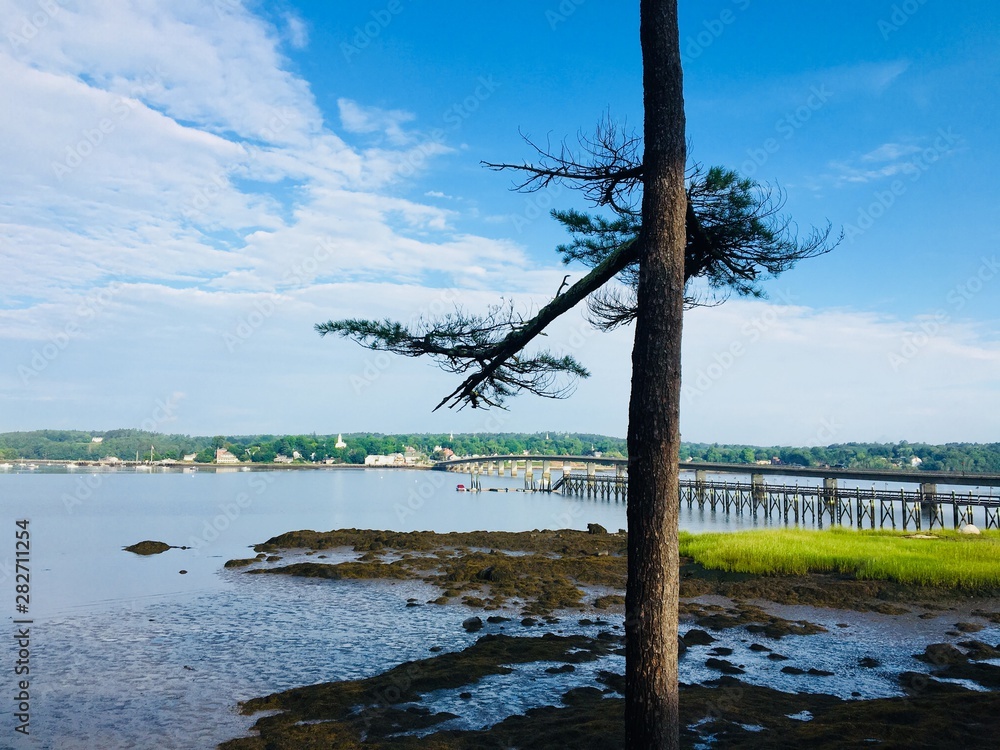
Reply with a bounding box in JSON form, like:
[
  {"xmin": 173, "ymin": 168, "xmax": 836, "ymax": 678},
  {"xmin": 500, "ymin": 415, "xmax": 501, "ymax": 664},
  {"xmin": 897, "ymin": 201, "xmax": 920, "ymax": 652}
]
[{"xmin": 0, "ymin": 459, "xmax": 433, "ymax": 472}]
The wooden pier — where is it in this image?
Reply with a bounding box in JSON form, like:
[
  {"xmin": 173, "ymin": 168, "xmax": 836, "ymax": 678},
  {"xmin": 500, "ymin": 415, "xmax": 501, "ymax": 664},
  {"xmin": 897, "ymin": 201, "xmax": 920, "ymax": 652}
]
[
  {"xmin": 437, "ymin": 456, "xmax": 1000, "ymax": 531},
  {"xmin": 678, "ymin": 479, "xmax": 1000, "ymax": 531},
  {"xmin": 550, "ymin": 474, "xmax": 1000, "ymax": 531}
]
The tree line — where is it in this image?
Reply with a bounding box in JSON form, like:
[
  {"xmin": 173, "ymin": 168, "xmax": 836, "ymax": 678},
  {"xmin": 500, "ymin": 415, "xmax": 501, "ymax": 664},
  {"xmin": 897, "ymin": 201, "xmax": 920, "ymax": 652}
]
[
  {"xmin": 1, "ymin": 429, "xmax": 997, "ymax": 472},
  {"xmin": 0, "ymin": 429, "xmax": 625, "ymax": 464}
]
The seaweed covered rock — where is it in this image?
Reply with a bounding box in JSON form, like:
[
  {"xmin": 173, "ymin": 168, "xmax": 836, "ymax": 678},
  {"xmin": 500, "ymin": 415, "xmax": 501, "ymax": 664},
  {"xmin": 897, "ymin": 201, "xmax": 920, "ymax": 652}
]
[
  {"xmin": 959, "ymin": 640, "xmax": 1000, "ymax": 660},
  {"xmin": 682, "ymin": 629, "xmax": 715, "ymax": 647},
  {"xmin": 124, "ymin": 540, "xmax": 171, "ymax": 555},
  {"xmin": 915, "ymin": 643, "xmax": 968, "ymax": 666},
  {"xmin": 462, "ymin": 617, "xmax": 484, "ymax": 632}
]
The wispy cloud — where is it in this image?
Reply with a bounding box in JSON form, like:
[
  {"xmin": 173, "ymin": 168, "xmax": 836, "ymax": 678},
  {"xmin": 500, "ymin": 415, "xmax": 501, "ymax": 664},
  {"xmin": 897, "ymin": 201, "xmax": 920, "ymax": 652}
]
[
  {"xmin": 826, "ymin": 131, "xmax": 961, "ymax": 186},
  {"xmin": 680, "ymin": 299, "xmax": 1000, "ymax": 444},
  {"xmin": 338, "ymin": 99, "xmax": 418, "ymax": 146},
  {"xmin": 855, "ymin": 59, "xmax": 911, "ymax": 94},
  {"xmin": 860, "ymin": 142, "xmax": 922, "ymax": 162},
  {"xmin": 0, "ymin": 0, "xmax": 522, "ymax": 318},
  {"xmin": 283, "ymin": 13, "xmax": 309, "ymax": 50}
]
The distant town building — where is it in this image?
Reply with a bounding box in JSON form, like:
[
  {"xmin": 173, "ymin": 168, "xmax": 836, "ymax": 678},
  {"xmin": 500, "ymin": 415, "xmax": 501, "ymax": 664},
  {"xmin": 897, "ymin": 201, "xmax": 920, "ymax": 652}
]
[
  {"xmin": 335, "ymin": 434, "xmax": 347, "ymax": 449},
  {"xmin": 182, "ymin": 453, "xmax": 198, "ymax": 462},
  {"xmin": 215, "ymin": 448, "xmax": 240, "ymax": 464},
  {"xmin": 91, "ymin": 436, "xmax": 104, "ymax": 443},
  {"xmin": 292, "ymin": 451, "xmax": 302, "ymax": 460},
  {"xmin": 365, "ymin": 453, "xmax": 404, "ymax": 466},
  {"xmin": 274, "ymin": 455, "xmax": 294, "ymax": 464},
  {"xmin": 910, "ymin": 456, "xmax": 923, "ymax": 467}
]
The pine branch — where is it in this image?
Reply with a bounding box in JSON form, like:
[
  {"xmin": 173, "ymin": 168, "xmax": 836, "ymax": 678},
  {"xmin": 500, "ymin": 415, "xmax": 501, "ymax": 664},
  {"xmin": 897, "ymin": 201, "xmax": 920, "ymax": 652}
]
[
  {"xmin": 432, "ymin": 236, "xmax": 640, "ymax": 410},
  {"xmin": 316, "ymin": 237, "xmax": 640, "ymax": 410}
]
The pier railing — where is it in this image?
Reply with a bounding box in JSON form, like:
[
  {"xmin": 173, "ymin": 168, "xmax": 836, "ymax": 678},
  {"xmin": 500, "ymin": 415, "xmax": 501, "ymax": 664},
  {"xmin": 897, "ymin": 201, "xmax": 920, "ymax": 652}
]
[{"xmin": 549, "ymin": 474, "xmax": 1000, "ymax": 531}]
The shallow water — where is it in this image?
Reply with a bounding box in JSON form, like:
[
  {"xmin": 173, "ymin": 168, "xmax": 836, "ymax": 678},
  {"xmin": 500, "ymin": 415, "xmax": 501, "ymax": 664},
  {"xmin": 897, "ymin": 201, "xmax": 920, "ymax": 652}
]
[
  {"xmin": 677, "ymin": 597, "xmax": 1000, "ymax": 700},
  {"xmin": 27, "ymin": 574, "xmax": 483, "ymax": 748},
  {"xmin": 1, "ymin": 469, "xmax": 627, "ymax": 749}
]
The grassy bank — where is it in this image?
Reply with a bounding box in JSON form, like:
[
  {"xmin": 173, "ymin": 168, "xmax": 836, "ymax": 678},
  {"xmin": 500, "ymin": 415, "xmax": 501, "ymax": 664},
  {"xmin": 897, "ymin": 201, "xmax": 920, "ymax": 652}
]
[{"xmin": 680, "ymin": 528, "xmax": 1000, "ymax": 589}]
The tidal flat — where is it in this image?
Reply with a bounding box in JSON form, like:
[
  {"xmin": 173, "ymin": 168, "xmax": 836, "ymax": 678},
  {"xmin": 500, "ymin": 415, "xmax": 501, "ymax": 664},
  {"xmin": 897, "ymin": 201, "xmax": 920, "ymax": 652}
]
[{"xmin": 220, "ymin": 528, "xmax": 1000, "ymax": 748}]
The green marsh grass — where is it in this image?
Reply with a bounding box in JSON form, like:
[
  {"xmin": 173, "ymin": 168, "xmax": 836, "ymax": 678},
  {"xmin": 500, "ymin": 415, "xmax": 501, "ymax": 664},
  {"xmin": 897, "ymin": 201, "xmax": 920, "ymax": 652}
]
[{"xmin": 679, "ymin": 528, "xmax": 1000, "ymax": 589}]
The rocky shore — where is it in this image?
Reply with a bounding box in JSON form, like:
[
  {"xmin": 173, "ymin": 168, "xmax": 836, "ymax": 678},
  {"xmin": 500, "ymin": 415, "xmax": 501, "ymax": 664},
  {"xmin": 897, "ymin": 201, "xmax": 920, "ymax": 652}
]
[{"xmin": 218, "ymin": 528, "xmax": 1000, "ymax": 749}]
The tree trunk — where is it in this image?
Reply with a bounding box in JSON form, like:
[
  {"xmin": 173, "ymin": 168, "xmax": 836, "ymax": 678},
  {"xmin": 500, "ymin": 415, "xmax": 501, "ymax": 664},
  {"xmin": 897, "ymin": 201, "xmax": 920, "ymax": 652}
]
[{"xmin": 625, "ymin": 0, "xmax": 686, "ymax": 748}]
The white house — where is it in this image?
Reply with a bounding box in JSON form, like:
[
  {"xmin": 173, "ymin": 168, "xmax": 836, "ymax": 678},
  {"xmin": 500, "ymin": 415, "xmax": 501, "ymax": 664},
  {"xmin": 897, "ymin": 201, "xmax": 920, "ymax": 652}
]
[
  {"xmin": 364, "ymin": 453, "xmax": 404, "ymax": 466},
  {"xmin": 215, "ymin": 449, "xmax": 240, "ymax": 464}
]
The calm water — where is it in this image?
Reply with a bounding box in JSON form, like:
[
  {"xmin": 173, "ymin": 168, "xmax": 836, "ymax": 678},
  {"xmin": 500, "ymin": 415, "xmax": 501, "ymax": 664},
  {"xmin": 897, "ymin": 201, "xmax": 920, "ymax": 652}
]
[
  {"xmin": 0, "ymin": 467, "xmax": 634, "ymax": 749},
  {"xmin": 0, "ymin": 468, "xmax": 628, "ymax": 618},
  {"xmin": 0, "ymin": 467, "xmax": 996, "ymax": 748}
]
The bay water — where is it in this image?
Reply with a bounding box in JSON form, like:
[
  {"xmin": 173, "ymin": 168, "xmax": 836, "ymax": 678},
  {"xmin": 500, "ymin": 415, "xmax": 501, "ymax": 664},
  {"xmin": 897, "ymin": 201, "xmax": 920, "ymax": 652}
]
[{"xmin": 1, "ymin": 466, "xmax": 996, "ymax": 748}]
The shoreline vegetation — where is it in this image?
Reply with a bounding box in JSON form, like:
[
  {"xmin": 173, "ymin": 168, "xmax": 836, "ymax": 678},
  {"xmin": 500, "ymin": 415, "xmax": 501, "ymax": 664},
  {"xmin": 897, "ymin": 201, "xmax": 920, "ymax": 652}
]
[
  {"xmin": 5, "ymin": 429, "xmax": 1000, "ymax": 473},
  {"xmin": 218, "ymin": 527, "xmax": 1000, "ymax": 749},
  {"xmin": 680, "ymin": 528, "xmax": 1000, "ymax": 590}
]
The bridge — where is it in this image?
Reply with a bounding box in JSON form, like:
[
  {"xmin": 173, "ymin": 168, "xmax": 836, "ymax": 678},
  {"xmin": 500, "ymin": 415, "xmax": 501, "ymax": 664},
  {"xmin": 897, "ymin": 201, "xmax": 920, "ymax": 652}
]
[
  {"xmin": 436, "ymin": 454, "xmax": 627, "ymax": 491},
  {"xmin": 435, "ymin": 456, "xmax": 1000, "ymax": 531}
]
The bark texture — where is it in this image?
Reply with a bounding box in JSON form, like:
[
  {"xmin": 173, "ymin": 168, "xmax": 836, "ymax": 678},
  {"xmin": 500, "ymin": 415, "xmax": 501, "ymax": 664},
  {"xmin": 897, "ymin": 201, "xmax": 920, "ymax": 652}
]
[{"xmin": 625, "ymin": 0, "xmax": 686, "ymax": 748}]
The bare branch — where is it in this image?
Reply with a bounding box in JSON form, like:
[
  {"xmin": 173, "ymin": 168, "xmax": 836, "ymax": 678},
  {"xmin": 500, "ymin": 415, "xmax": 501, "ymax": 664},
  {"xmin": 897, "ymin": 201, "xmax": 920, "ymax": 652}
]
[
  {"xmin": 483, "ymin": 117, "xmax": 645, "ymax": 215},
  {"xmin": 555, "ymin": 274, "xmax": 571, "ymax": 296}
]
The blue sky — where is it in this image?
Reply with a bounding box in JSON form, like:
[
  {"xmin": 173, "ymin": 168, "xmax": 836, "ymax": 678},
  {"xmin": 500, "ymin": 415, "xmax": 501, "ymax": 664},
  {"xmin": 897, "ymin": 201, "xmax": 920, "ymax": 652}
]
[{"xmin": 1, "ymin": 0, "xmax": 997, "ymax": 444}]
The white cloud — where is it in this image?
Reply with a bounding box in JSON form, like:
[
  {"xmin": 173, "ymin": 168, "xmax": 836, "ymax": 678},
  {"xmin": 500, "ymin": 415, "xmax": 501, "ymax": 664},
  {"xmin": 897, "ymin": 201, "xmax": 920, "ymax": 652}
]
[
  {"xmin": 855, "ymin": 59, "xmax": 911, "ymax": 94},
  {"xmin": 826, "ymin": 131, "xmax": 960, "ymax": 186},
  {"xmin": 679, "ymin": 300, "xmax": 1000, "ymax": 444},
  {"xmin": 3, "ymin": 270, "xmax": 998, "ymax": 442},
  {"xmin": 860, "ymin": 142, "xmax": 922, "ymax": 162},
  {"xmin": 0, "ymin": 0, "xmax": 528, "ymax": 313},
  {"xmin": 337, "ymin": 98, "xmax": 418, "ymax": 146},
  {"xmin": 1, "ymin": 0, "xmax": 571, "ymax": 433},
  {"xmin": 283, "ymin": 12, "xmax": 309, "ymax": 50}
]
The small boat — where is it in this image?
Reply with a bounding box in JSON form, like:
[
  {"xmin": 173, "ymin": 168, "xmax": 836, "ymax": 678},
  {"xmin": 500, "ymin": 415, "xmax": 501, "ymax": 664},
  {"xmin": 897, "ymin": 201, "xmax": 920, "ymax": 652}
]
[{"xmin": 456, "ymin": 484, "xmax": 466, "ymax": 492}]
